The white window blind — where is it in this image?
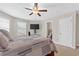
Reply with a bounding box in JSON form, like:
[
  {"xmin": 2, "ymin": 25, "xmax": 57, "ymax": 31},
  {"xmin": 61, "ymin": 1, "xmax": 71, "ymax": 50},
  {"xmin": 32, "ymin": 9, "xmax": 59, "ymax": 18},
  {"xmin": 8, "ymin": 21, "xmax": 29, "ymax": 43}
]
[
  {"xmin": 0, "ymin": 18, "xmax": 9, "ymax": 32},
  {"xmin": 17, "ymin": 21, "xmax": 26, "ymax": 37}
]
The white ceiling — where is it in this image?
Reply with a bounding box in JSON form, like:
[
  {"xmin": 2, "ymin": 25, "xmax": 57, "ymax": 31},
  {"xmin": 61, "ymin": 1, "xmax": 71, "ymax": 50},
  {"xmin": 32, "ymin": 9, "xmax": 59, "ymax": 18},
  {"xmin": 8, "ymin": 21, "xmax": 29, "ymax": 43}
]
[{"xmin": 0, "ymin": 3, "xmax": 79, "ymax": 20}]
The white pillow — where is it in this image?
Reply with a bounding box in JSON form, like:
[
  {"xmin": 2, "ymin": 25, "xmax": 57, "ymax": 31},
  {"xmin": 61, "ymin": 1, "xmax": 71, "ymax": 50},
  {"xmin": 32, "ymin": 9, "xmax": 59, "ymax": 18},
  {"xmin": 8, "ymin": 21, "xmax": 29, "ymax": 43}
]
[
  {"xmin": 0, "ymin": 29, "xmax": 13, "ymax": 41},
  {"xmin": 0, "ymin": 32, "xmax": 9, "ymax": 50}
]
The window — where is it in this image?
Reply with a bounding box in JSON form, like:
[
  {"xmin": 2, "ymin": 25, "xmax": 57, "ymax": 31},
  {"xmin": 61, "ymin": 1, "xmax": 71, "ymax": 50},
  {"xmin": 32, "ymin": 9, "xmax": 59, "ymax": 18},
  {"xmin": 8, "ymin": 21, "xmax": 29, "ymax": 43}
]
[
  {"xmin": 17, "ymin": 21, "xmax": 26, "ymax": 37},
  {"xmin": 0, "ymin": 18, "xmax": 9, "ymax": 32}
]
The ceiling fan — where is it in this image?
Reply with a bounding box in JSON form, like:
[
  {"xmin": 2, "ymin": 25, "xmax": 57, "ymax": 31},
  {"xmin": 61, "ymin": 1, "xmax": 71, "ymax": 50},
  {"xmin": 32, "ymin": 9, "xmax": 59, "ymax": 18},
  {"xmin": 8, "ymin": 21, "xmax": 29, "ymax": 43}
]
[{"xmin": 25, "ymin": 3, "xmax": 47, "ymax": 16}]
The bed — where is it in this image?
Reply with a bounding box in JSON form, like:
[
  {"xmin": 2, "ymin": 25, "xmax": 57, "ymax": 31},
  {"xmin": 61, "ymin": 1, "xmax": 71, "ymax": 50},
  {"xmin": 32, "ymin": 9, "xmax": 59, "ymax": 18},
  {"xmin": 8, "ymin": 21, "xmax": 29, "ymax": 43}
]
[{"xmin": 0, "ymin": 29, "xmax": 56, "ymax": 56}]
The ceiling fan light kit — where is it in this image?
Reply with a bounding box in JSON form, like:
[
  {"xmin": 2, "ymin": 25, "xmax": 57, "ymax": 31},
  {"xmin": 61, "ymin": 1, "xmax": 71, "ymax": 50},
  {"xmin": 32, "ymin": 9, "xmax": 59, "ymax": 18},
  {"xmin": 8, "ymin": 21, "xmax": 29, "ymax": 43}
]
[{"xmin": 25, "ymin": 3, "xmax": 47, "ymax": 16}]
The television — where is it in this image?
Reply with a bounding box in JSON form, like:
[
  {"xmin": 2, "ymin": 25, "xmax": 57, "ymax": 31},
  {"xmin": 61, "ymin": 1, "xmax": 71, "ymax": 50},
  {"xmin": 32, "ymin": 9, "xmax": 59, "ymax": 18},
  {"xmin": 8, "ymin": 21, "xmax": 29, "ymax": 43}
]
[{"xmin": 30, "ymin": 24, "xmax": 39, "ymax": 29}]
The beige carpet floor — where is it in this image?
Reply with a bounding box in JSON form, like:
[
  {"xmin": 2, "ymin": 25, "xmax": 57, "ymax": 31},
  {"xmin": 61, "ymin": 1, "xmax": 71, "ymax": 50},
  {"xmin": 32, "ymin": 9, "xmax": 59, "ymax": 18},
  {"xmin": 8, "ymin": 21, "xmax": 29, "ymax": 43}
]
[{"xmin": 55, "ymin": 44, "xmax": 79, "ymax": 56}]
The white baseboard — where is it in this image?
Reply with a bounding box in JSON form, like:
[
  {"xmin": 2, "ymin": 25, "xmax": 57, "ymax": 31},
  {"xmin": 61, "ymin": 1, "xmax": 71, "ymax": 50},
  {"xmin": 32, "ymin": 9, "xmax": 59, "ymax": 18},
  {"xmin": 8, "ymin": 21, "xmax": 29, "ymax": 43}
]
[{"xmin": 53, "ymin": 41, "xmax": 76, "ymax": 49}]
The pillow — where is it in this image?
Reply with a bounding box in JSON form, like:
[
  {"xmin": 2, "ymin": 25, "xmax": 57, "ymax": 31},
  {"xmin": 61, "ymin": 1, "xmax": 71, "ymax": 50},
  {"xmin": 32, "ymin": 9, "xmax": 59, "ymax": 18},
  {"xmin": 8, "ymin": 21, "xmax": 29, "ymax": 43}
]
[
  {"xmin": 0, "ymin": 32, "xmax": 9, "ymax": 51},
  {"xmin": 0, "ymin": 29, "xmax": 13, "ymax": 41}
]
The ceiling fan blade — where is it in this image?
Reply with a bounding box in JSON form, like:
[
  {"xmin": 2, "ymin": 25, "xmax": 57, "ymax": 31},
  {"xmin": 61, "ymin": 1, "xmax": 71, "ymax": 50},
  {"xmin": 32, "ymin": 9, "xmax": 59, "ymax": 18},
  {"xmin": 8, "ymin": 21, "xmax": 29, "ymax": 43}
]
[
  {"xmin": 39, "ymin": 10, "xmax": 47, "ymax": 12},
  {"xmin": 34, "ymin": 3, "xmax": 38, "ymax": 7},
  {"xmin": 37, "ymin": 13, "xmax": 41, "ymax": 16},
  {"xmin": 25, "ymin": 8, "xmax": 32, "ymax": 11},
  {"xmin": 29, "ymin": 12, "xmax": 33, "ymax": 15}
]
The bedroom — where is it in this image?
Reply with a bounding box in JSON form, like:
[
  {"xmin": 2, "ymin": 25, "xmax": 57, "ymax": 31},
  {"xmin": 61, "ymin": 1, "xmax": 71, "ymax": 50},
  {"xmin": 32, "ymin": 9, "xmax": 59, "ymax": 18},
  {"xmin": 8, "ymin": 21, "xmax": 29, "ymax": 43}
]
[{"xmin": 0, "ymin": 3, "xmax": 79, "ymax": 56}]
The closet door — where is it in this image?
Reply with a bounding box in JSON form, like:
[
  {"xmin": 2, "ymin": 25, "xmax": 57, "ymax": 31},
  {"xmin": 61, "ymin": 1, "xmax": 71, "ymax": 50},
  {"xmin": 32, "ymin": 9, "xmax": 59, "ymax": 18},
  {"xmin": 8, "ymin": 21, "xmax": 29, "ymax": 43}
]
[{"xmin": 59, "ymin": 16, "xmax": 73, "ymax": 48}]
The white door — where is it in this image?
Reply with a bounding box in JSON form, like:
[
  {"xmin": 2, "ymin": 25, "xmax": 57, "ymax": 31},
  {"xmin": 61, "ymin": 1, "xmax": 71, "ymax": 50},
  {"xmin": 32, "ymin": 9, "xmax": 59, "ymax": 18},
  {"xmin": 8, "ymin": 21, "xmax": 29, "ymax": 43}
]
[{"xmin": 59, "ymin": 16, "xmax": 73, "ymax": 48}]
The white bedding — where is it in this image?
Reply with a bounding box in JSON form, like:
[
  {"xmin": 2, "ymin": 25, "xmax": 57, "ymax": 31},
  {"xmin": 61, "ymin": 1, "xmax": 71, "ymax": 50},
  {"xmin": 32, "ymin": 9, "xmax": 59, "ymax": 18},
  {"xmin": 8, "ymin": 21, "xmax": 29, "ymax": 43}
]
[{"xmin": 0, "ymin": 36, "xmax": 56, "ymax": 56}]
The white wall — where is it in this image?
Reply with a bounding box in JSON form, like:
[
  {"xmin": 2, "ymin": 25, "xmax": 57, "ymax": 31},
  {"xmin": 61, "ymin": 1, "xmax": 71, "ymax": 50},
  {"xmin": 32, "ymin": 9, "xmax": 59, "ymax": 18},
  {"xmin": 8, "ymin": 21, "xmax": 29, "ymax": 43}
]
[
  {"xmin": 52, "ymin": 12, "xmax": 76, "ymax": 48},
  {"xmin": 26, "ymin": 20, "xmax": 42, "ymax": 36}
]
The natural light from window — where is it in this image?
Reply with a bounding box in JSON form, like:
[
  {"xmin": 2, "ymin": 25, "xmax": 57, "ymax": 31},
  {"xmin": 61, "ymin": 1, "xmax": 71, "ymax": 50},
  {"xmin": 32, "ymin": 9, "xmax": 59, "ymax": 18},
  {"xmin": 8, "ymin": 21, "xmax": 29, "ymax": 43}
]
[
  {"xmin": 0, "ymin": 18, "xmax": 9, "ymax": 32},
  {"xmin": 17, "ymin": 21, "xmax": 26, "ymax": 37}
]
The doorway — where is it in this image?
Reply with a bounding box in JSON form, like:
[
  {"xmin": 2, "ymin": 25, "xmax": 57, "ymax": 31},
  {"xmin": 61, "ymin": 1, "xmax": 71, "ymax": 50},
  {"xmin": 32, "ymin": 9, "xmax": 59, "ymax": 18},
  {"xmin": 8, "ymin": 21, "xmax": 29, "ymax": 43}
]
[{"xmin": 47, "ymin": 22, "xmax": 52, "ymax": 40}]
